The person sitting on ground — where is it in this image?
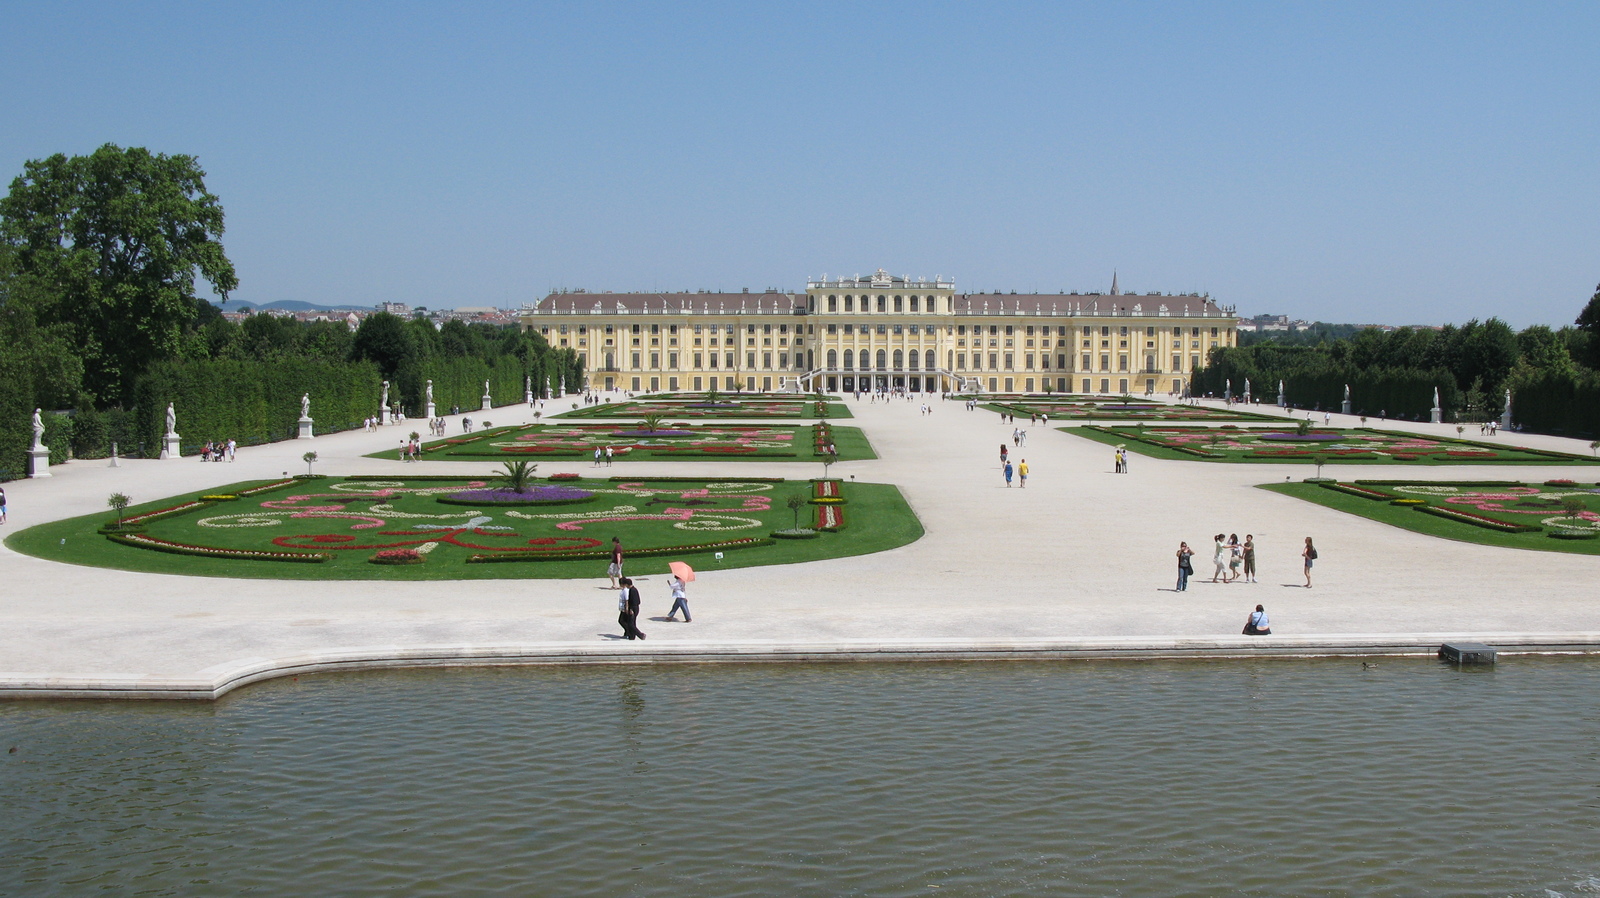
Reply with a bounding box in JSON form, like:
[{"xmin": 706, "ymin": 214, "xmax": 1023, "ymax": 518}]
[{"xmin": 1244, "ymin": 604, "xmax": 1271, "ymax": 635}]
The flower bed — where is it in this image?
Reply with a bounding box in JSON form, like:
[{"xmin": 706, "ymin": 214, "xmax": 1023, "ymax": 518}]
[
  {"xmin": 436, "ymin": 486, "xmax": 597, "ymax": 506},
  {"xmin": 1320, "ymin": 482, "xmax": 1393, "ymax": 501},
  {"xmin": 811, "ymin": 480, "xmax": 845, "ymax": 504},
  {"xmin": 465, "ymin": 535, "xmax": 774, "ymax": 563},
  {"xmin": 370, "ymin": 548, "xmax": 425, "ymax": 565},
  {"xmin": 1415, "ymin": 505, "xmax": 1541, "ymax": 533},
  {"xmin": 108, "ymin": 532, "xmax": 331, "ymax": 562},
  {"xmin": 816, "ymin": 504, "xmax": 845, "ymax": 531}
]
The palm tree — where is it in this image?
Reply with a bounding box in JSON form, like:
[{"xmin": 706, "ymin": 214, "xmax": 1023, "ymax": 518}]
[
  {"xmin": 639, "ymin": 412, "xmax": 666, "ymax": 434},
  {"xmin": 495, "ymin": 459, "xmax": 538, "ymax": 494}
]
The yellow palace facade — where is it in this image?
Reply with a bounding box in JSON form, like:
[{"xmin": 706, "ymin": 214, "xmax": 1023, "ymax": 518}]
[{"xmin": 520, "ymin": 269, "xmax": 1237, "ymax": 395}]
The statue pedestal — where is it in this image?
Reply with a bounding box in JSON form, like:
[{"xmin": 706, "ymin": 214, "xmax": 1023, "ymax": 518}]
[
  {"xmin": 1341, "ymin": 401, "xmax": 1351, "ymax": 415},
  {"xmin": 1430, "ymin": 408, "xmax": 1443, "ymax": 424},
  {"xmin": 481, "ymin": 394, "xmax": 493, "ymax": 412},
  {"xmin": 298, "ymin": 416, "xmax": 315, "ymax": 439},
  {"xmin": 160, "ymin": 433, "xmax": 181, "ymax": 460},
  {"xmin": 28, "ymin": 446, "xmax": 51, "ymax": 478},
  {"xmin": 425, "ymin": 402, "xmax": 436, "ymax": 419},
  {"xmin": 1500, "ymin": 410, "xmax": 1512, "ymax": 429},
  {"xmin": 380, "ymin": 408, "xmax": 390, "ymax": 426},
  {"xmin": 524, "ymin": 390, "xmax": 534, "ymax": 405}
]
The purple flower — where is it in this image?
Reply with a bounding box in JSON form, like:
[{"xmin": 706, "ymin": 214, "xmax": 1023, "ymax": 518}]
[{"xmin": 450, "ymin": 486, "xmax": 594, "ymax": 502}]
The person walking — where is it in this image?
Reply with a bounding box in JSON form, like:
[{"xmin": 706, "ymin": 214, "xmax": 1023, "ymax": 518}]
[
  {"xmin": 999, "ymin": 443, "xmax": 1008, "ymax": 465},
  {"xmin": 0, "ymin": 485, "xmax": 7, "ymax": 524},
  {"xmin": 1242, "ymin": 534, "xmax": 1257, "ymax": 583},
  {"xmin": 1210, "ymin": 533, "xmax": 1228, "ymax": 582},
  {"xmin": 1302, "ymin": 537, "xmax": 1317, "ymax": 588},
  {"xmin": 617, "ymin": 577, "xmax": 645, "ymax": 640},
  {"xmin": 1226, "ymin": 534, "xmax": 1243, "ymax": 583},
  {"xmin": 1017, "ymin": 459, "xmax": 1029, "ymax": 488},
  {"xmin": 1003, "ymin": 460, "xmax": 1014, "ymax": 487},
  {"xmin": 604, "ymin": 445, "xmax": 614, "ymax": 467},
  {"xmin": 608, "ymin": 537, "xmax": 624, "ymax": 589},
  {"xmin": 1176, "ymin": 541, "xmax": 1194, "ymax": 591},
  {"xmin": 593, "ymin": 447, "xmax": 603, "ymax": 467},
  {"xmin": 1243, "ymin": 604, "xmax": 1271, "ymax": 635},
  {"xmin": 665, "ymin": 575, "xmax": 691, "ymax": 622}
]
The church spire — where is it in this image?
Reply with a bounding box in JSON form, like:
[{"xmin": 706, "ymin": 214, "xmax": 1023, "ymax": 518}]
[{"xmin": 1110, "ymin": 270, "xmax": 1119, "ymax": 296}]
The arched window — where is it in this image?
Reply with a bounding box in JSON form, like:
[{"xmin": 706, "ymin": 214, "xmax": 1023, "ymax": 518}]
[
  {"xmin": 925, "ymin": 349, "xmax": 935, "ymax": 370},
  {"xmin": 893, "ymin": 296, "xmax": 903, "ymax": 312},
  {"xmin": 876, "ymin": 349, "xmax": 887, "ymax": 369},
  {"xmin": 828, "ymin": 295, "xmax": 838, "ymax": 312},
  {"xmin": 844, "ymin": 295, "xmax": 854, "ymax": 312},
  {"xmin": 893, "ymin": 349, "xmax": 904, "ymax": 369},
  {"xmin": 842, "ymin": 349, "xmax": 853, "ymax": 369},
  {"xmin": 910, "ymin": 296, "xmax": 920, "ymax": 312},
  {"xmin": 907, "ymin": 350, "xmax": 918, "ymax": 370},
  {"xmin": 827, "ymin": 349, "xmax": 838, "ymax": 368},
  {"xmin": 877, "ymin": 295, "xmax": 887, "ymax": 313}
]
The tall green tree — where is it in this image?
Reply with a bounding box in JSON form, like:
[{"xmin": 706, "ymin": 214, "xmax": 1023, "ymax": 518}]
[
  {"xmin": 0, "ymin": 144, "xmax": 238, "ymax": 405},
  {"xmin": 350, "ymin": 311, "xmax": 415, "ymax": 378},
  {"xmin": 1575, "ymin": 283, "xmax": 1600, "ymax": 369}
]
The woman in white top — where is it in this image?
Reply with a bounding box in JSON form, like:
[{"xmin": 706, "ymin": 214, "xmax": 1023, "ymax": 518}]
[{"xmin": 1210, "ymin": 534, "xmax": 1228, "ymax": 582}]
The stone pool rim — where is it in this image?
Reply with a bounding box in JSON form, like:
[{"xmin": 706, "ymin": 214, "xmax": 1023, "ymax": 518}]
[{"xmin": 5, "ymin": 633, "xmax": 1599, "ymax": 702}]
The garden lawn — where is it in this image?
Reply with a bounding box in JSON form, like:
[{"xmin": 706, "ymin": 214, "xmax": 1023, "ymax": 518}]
[
  {"xmin": 554, "ymin": 397, "xmax": 852, "ymax": 419},
  {"xmin": 986, "ymin": 400, "xmax": 1279, "ymax": 422},
  {"xmin": 1261, "ymin": 479, "xmax": 1600, "ymax": 555},
  {"xmin": 1069, "ymin": 425, "xmax": 1600, "ymax": 465},
  {"xmin": 6, "ymin": 475, "xmax": 923, "ymax": 580},
  {"xmin": 380, "ymin": 423, "xmax": 874, "ymax": 461}
]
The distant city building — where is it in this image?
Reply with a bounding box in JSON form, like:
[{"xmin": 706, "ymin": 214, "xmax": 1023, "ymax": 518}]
[
  {"xmin": 520, "ymin": 269, "xmax": 1239, "ymax": 395},
  {"xmin": 377, "ymin": 301, "xmax": 410, "ymax": 315}
]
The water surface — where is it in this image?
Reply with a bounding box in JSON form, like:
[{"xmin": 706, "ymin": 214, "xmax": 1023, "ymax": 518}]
[{"xmin": 3, "ymin": 659, "xmax": 1598, "ymax": 896}]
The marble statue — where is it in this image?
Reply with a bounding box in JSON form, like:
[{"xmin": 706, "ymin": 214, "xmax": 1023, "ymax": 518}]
[
  {"xmin": 32, "ymin": 407, "xmax": 44, "ymax": 447},
  {"xmin": 483, "ymin": 380, "xmax": 490, "ymax": 394},
  {"xmin": 426, "ymin": 380, "xmax": 434, "ymax": 404},
  {"xmin": 1344, "ymin": 384, "xmax": 1350, "ymax": 401},
  {"xmin": 165, "ymin": 402, "xmax": 176, "ymax": 435},
  {"xmin": 301, "ymin": 393, "xmax": 311, "ymax": 418}
]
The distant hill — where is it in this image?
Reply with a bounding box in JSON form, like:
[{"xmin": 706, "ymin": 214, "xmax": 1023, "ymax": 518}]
[{"xmin": 226, "ymin": 300, "xmax": 373, "ymax": 313}]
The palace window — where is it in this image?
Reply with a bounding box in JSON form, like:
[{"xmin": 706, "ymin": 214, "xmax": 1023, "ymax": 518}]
[
  {"xmin": 1100, "ymin": 354, "xmax": 1110, "ymax": 371},
  {"xmin": 989, "ymin": 353, "xmax": 999, "ymax": 369},
  {"xmin": 828, "ymin": 296, "xmax": 838, "ymax": 312},
  {"xmin": 893, "ymin": 349, "xmax": 903, "ymax": 368},
  {"xmin": 651, "ymin": 352, "xmax": 660, "ymax": 368},
  {"xmin": 747, "ymin": 352, "xmax": 756, "ymax": 368},
  {"xmin": 669, "ymin": 352, "xmax": 678, "ymax": 368},
  {"xmin": 910, "ymin": 296, "xmax": 919, "ymax": 312},
  {"xmin": 763, "ymin": 353, "xmax": 771, "ymax": 368},
  {"xmin": 651, "ymin": 324, "xmax": 660, "ymax": 335},
  {"xmin": 1119, "ymin": 355, "xmax": 1128, "ymax": 371},
  {"xmin": 876, "ymin": 349, "xmax": 887, "ymax": 369},
  {"xmin": 893, "ymin": 296, "xmax": 903, "ymax": 312},
  {"xmin": 877, "ymin": 295, "xmax": 887, "ymax": 313},
  {"xmin": 925, "ymin": 350, "xmax": 935, "ymax": 369},
  {"xmin": 843, "ymin": 349, "xmax": 853, "ymax": 368},
  {"xmin": 631, "ymin": 352, "xmax": 641, "ymax": 368},
  {"xmin": 844, "ymin": 296, "xmax": 854, "ymax": 312},
  {"xmin": 694, "ymin": 353, "xmax": 703, "ymax": 368},
  {"xmin": 632, "ymin": 324, "xmax": 641, "ymax": 334},
  {"xmin": 1058, "ymin": 354, "xmax": 1067, "ymax": 369}
]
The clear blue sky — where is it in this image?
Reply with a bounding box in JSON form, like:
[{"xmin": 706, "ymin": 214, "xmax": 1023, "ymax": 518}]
[{"xmin": 3, "ymin": 2, "xmax": 1597, "ymax": 327}]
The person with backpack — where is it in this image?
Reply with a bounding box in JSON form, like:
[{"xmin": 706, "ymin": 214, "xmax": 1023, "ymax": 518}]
[{"xmin": 1303, "ymin": 537, "xmax": 1318, "ymax": 588}]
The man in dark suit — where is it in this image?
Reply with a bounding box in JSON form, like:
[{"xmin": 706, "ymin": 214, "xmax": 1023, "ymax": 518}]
[{"xmin": 618, "ymin": 577, "xmax": 645, "ymax": 640}]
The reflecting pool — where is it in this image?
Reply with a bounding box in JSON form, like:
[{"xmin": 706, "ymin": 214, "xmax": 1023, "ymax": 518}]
[{"xmin": 3, "ymin": 658, "xmax": 1599, "ymax": 896}]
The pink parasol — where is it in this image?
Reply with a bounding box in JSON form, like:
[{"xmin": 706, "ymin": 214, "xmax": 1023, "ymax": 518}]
[{"xmin": 668, "ymin": 561, "xmax": 696, "ymax": 583}]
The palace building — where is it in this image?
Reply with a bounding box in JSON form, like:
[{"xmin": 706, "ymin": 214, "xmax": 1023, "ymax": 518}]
[{"xmin": 519, "ymin": 269, "xmax": 1237, "ymax": 395}]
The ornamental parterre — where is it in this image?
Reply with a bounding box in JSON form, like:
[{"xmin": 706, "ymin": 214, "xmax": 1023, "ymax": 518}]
[
  {"xmin": 105, "ymin": 476, "xmax": 861, "ymax": 566},
  {"xmin": 1085, "ymin": 426, "xmax": 1600, "ymax": 464},
  {"xmin": 1317, "ymin": 480, "xmax": 1600, "ymax": 535},
  {"xmin": 557, "ymin": 397, "xmax": 850, "ymax": 419},
  {"xmin": 990, "ymin": 400, "xmax": 1278, "ymax": 421},
  {"xmin": 406, "ymin": 423, "xmax": 867, "ymax": 461}
]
